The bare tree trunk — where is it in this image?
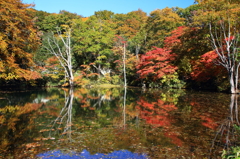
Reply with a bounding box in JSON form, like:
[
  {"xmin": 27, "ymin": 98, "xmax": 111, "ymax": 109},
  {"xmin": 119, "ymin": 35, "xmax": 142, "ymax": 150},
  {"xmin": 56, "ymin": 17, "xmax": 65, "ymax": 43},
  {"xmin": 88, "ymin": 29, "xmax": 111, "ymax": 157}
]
[
  {"xmin": 92, "ymin": 64, "xmax": 111, "ymax": 77},
  {"xmin": 123, "ymin": 43, "xmax": 127, "ymax": 87},
  {"xmin": 209, "ymin": 19, "xmax": 240, "ymax": 93},
  {"xmin": 45, "ymin": 27, "xmax": 74, "ymax": 87},
  {"xmin": 135, "ymin": 44, "xmax": 141, "ymax": 60},
  {"xmin": 229, "ymin": 71, "xmax": 237, "ymax": 94}
]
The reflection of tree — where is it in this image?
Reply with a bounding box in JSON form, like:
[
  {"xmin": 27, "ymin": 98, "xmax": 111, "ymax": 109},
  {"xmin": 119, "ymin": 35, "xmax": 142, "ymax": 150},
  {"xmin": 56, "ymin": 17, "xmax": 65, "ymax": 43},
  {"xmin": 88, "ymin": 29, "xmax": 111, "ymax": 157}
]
[
  {"xmin": 211, "ymin": 94, "xmax": 240, "ymax": 156},
  {"xmin": 0, "ymin": 102, "xmax": 42, "ymax": 157},
  {"xmin": 46, "ymin": 88, "xmax": 123, "ymax": 139},
  {"xmin": 137, "ymin": 97, "xmax": 177, "ymax": 127},
  {"xmin": 48, "ymin": 88, "xmax": 74, "ymax": 139},
  {"xmin": 136, "ymin": 95, "xmax": 182, "ymax": 146},
  {"xmin": 123, "ymin": 86, "xmax": 127, "ymax": 129},
  {"xmin": 92, "ymin": 91, "xmax": 112, "ymax": 108}
]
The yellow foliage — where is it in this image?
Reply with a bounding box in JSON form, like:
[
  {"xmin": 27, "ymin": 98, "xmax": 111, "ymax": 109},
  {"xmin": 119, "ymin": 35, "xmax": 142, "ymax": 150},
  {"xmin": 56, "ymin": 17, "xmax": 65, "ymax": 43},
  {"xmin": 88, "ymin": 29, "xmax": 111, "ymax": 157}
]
[
  {"xmin": 0, "ymin": 0, "xmax": 40, "ymax": 81},
  {"xmin": 0, "ymin": 35, "xmax": 7, "ymax": 51},
  {"xmin": 0, "ymin": 115, "xmax": 5, "ymax": 125}
]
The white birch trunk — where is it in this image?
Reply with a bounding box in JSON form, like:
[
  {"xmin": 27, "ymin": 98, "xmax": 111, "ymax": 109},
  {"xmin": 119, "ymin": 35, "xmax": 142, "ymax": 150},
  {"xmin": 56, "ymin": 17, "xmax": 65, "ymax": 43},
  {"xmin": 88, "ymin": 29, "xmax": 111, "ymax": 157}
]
[
  {"xmin": 123, "ymin": 43, "xmax": 127, "ymax": 87},
  {"xmin": 209, "ymin": 19, "xmax": 240, "ymax": 93},
  {"xmin": 45, "ymin": 27, "xmax": 74, "ymax": 87}
]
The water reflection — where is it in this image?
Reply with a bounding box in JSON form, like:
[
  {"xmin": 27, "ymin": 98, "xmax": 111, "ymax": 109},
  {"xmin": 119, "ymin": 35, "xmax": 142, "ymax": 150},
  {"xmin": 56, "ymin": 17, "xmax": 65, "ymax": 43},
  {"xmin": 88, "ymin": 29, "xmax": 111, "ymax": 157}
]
[
  {"xmin": 48, "ymin": 88, "xmax": 74, "ymax": 140},
  {"xmin": 37, "ymin": 149, "xmax": 147, "ymax": 159},
  {"xmin": 0, "ymin": 88, "xmax": 236, "ymax": 158},
  {"xmin": 211, "ymin": 94, "xmax": 240, "ymax": 157}
]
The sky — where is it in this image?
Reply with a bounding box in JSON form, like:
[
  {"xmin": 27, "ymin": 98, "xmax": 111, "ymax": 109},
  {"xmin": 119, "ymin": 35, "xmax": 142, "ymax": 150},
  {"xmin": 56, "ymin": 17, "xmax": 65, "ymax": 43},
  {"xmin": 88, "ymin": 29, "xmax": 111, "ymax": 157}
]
[{"xmin": 22, "ymin": 0, "xmax": 196, "ymax": 17}]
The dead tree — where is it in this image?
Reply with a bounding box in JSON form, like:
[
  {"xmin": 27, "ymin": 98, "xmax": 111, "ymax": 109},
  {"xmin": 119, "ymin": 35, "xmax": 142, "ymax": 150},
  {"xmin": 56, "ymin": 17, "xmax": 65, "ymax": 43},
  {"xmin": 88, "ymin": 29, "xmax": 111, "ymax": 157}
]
[
  {"xmin": 209, "ymin": 18, "xmax": 240, "ymax": 93},
  {"xmin": 45, "ymin": 27, "xmax": 74, "ymax": 87}
]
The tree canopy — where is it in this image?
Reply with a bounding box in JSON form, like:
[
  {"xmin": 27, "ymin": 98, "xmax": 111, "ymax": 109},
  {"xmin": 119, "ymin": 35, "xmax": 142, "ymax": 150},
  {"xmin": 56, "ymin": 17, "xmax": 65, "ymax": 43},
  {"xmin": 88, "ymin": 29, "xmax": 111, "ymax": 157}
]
[
  {"xmin": 1, "ymin": 0, "xmax": 240, "ymax": 92},
  {"xmin": 0, "ymin": 0, "xmax": 41, "ymax": 81}
]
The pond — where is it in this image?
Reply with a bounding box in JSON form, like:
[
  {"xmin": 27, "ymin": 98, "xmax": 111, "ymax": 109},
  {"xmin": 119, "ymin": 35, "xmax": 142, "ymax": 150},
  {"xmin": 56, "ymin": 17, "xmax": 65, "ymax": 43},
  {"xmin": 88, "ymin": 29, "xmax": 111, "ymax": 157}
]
[{"xmin": 0, "ymin": 87, "xmax": 239, "ymax": 158}]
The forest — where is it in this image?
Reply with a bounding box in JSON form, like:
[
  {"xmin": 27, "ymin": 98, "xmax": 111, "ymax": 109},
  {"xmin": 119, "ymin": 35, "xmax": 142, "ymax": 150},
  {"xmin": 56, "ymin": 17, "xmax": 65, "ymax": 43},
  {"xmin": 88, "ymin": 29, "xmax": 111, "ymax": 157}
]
[{"xmin": 1, "ymin": 0, "xmax": 240, "ymax": 93}]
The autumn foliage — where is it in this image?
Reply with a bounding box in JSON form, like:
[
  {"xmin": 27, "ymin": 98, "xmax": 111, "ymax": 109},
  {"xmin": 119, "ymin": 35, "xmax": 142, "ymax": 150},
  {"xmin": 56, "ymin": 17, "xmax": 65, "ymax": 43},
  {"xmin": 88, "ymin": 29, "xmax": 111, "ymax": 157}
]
[
  {"xmin": 164, "ymin": 26, "xmax": 187, "ymax": 49},
  {"xmin": 0, "ymin": 0, "xmax": 41, "ymax": 81},
  {"xmin": 136, "ymin": 97, "xmax": 182, "ymax": 146},
  {"xmin": 1, "ymin": 0, "xmax": 239, "ymax": 91},
  {"xmin": 191, "ymin": 51, "xmax": 225, "ymax": 82},
  {"xmin": 136, "ymin": 47, "xmax": 177, "ymax": 81}
]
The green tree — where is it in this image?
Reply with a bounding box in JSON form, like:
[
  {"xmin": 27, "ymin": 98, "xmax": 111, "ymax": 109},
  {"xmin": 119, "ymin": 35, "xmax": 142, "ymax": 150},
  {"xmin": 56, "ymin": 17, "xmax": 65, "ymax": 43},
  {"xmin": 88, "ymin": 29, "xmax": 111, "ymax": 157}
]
[
  {"xmin": 94, "ymin": 10, "xmax": 115, "ymax": 20},
  {"xmin": 125, "ymin": 9, "xmax": 148, "ymax": 59},
  {"xmin": 143, "ymin": 7, "xmax": 185, "ymax": 51},
  {"xmin": 113, "ymin": 9, "xmax": 147, "ymax": 40},
  {"xmin": 38, "ymin": 11, "xmax": 81, "ymax": 32},
  {"xmin": 73, "ymin": 16, "xmax": 116, "ymax": 77},
  {"xmin": 27, "ymin": 9, "xmax": 51, "ymax": 30},
  {"xmin": 174, "ymin": 5, "xmax": 201, "ymax": 26}
]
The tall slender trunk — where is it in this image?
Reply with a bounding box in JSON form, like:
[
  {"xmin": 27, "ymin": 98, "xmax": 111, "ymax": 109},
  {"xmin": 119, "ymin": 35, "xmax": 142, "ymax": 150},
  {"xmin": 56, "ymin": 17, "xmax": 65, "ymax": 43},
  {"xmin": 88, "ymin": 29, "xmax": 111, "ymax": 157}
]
[
  {"xmin": 69, "ymin": 75, "xmax": 74, "ymax": 88},
  {"xmin": 229, "ymin": 71, "xmax": 237, "ymax": 93},
  {"xmin": 135, "ymin": 44, "xmax": 141, "ymax": 60},
  {"xmin": 123, "ymin": 43, "xmax": 127, "ymax": 87},
  {"xmin": 67, "ymin": 31, "xmax": 74, "ymax": 87},
  {"xmin": 229, "ymin": 67, "xmax": 239, "ymax": 94}
]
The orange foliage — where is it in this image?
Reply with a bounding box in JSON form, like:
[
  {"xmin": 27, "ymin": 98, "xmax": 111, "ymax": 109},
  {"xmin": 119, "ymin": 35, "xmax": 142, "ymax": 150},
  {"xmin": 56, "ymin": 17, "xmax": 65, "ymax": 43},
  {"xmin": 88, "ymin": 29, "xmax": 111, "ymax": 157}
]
[
  {"xmin": 81, "ymin": 17, "xmax": 89, "ymax": 22},
  {"xmin": 0, "ymin": 0, "xmax": 41, "ymax": 81}
]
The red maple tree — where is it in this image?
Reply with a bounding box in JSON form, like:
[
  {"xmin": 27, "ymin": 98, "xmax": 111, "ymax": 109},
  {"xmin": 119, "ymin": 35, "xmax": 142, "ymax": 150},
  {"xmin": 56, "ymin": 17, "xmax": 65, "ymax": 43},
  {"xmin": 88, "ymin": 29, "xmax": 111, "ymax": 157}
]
[
  {"xmin": 191, "ymin": 50, "xmax": 224, "ymax": 82},
  {"xmin": 136, "ymin": 47, "xmax": 177, "ymax": 81}
]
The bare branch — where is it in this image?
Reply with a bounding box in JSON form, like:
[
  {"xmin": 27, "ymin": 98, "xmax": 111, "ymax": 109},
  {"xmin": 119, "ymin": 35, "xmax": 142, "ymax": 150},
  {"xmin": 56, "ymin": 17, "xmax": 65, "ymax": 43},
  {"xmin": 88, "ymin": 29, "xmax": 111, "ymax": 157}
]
[{"xmin": 45, "ymin": 27, "xmax": 74, "ymax": 87}]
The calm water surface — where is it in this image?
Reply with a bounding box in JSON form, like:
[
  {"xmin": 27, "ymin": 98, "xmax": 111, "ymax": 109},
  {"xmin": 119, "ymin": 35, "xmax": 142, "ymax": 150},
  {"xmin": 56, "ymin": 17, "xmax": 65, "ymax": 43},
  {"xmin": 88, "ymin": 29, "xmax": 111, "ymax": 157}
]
[{"xmin": 0, "ymin": 87, "xmax": 238, "ymax": 158}]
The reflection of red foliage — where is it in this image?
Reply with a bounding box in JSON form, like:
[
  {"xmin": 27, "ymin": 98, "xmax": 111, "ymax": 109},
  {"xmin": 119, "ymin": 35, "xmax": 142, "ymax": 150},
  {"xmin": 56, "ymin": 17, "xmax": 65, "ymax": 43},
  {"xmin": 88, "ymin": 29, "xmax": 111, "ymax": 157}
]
[
  {"xmin": 137, "ymin": 98, "xmax": 177, "ymax": 127},
  {"xmin": 200, "ymin": 115, "xmax": 218, "ymax": 130},
  {"xmin": 137, "ymin": 98, "xmax": 155, "ymax": 110},
  {"xmin": 164, "ymin": 132, "xmax": 183, "ymax": 146},
  {"xmin": 136, "ymin": 97, "xmax": 182, "ymax": 146},
  {"xmin": 190, "ymin": 100, "xmax": 218, "ymax": 130},
  {"xmin": 141, "ymin": 114, "xmax": 171, "ymax": 127},
  {"xmin": 136, "ymin": 97, "xmax": 177, "ymax": 127}
]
